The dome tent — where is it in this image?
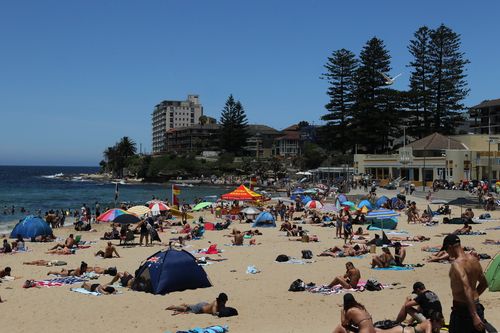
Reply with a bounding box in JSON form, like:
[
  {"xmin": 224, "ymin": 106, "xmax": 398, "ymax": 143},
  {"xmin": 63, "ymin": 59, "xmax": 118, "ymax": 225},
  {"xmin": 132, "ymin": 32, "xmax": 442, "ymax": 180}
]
[
  {"xmin": 132, "ymin": 248, "xmax": 211, "ymax": 295},
  {"xmin": 10, "ymin": 215, "xmax": 53, "ymax": 239},
  {"xmin": 252, "ymin": 211, "xmax": 276, "ymax": 228}
]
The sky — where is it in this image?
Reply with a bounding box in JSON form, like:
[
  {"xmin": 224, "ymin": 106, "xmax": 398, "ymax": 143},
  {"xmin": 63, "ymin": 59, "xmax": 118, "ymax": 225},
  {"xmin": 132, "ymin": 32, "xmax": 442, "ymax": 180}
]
[{"xmin": 0, "ymin": 0, "xmax": 499, "ymax": 166}]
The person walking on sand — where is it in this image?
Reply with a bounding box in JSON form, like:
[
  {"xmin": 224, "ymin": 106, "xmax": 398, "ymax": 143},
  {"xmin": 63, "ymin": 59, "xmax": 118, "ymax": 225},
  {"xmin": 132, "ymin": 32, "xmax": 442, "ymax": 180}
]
[{"xmin": 442, "ymin": 234, "xmax": 488, "ymax": 333}]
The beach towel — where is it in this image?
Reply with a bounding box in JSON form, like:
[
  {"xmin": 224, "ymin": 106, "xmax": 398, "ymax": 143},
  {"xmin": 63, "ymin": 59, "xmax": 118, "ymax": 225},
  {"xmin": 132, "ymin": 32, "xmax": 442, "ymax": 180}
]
[
  {"xmin": 223, "ymin": 244, "xmax": 257, "ymax": 247},
  {"xmin": 171, "ymin": 324, "xmax": 229, "ymax": 333},
  {"xmin": 34, "ymin": 276, "xmax": 86, "ymax": 287},
  {"xmin": 372, "ymin": 266, "xmax": 414, "ymax": 271},
  {"xmin": 70, "ymin": 287, "xmax": 122, "ymax": 296},
  {"xmin": 483, "ymin": 240, "xmax": 500, "ymax": 245},
  {"xmin": 306, "ymin": 282, "xmax": 367, "ymax": 295},
  {"xmin": 275, "ymin": 258, "xmax": 315, "ymax": 264}
]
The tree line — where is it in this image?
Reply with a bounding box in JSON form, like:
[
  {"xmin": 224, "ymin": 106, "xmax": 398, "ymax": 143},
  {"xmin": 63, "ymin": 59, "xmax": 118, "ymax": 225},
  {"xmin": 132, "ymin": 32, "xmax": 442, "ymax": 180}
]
[{"xmin": 320, "ymin": 24, "xmax": 469, "ymax": 154}]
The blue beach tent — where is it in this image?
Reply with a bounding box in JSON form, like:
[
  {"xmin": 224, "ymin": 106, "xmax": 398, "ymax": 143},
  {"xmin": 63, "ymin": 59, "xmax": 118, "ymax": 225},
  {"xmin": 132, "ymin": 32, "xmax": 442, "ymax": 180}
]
[
  {"xmin": 367, "ymin": 217, "xmax": 398, "ymax": 230},
  {"xmin": 10, "ymin": 215, "xmax": 53, "ymax": 239},
  {"xmin": 375, "ymin": 196, "xmax": 389, "ymax": 208},
  {"xmin": 132, "ymin": 249, "xmax": 211, "ymax": 295},
  {"xmin": 252, "ymin": 212, "xmax": 276, "ymax": 227},
  {"xmin": 358, "ymin": 200, "xmax": 372, "ymax": 210}
]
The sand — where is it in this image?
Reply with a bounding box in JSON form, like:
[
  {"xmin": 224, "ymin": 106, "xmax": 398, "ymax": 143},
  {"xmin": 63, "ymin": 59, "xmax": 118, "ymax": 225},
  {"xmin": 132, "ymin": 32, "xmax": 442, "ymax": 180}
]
[{"xmin": 0, "ymin": 189, "xmax": 498, "ymax": 333}]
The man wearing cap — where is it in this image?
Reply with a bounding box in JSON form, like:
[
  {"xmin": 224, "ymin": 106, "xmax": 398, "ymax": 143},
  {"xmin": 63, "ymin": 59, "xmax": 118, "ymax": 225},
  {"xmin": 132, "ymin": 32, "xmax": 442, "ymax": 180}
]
[
  {"xmin": 442, "ymin": 234, "xmax": 488, "ymax": 333},
  {"xmin": 396, "ymin": 282, "xmax": 442, "ymax": 323}
]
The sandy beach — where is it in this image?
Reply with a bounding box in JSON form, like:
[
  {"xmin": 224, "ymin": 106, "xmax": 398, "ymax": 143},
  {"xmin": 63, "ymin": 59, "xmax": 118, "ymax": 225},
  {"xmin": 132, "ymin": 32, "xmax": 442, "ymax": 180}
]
[{"xmin": 0, "ymin": 188, "xmax": 498, "ymax": 333}]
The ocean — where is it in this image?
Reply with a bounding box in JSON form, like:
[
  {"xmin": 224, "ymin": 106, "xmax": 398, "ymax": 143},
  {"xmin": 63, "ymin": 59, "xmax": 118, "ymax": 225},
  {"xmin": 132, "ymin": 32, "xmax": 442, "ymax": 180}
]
[{"xmin": 0, "ymin": 166, "xmax": 229, "ymax": 233}]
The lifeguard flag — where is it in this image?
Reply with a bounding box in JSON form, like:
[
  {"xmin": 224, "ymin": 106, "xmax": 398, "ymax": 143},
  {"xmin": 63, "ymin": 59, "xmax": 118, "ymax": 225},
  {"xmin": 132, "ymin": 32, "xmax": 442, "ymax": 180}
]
[
  {"xmin": 249, "ymin": 177, "xmax": 257, "ymax": 190},
  {"xmin": 172, "ymin": 185, "xmax": 180, "ymax": 207}
]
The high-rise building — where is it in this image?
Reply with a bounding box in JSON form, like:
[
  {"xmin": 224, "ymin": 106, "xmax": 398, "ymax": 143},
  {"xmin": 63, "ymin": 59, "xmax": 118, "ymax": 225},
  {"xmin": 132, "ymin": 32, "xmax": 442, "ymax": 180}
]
[{"xmin": 152, "ymin": 95, "xmax": 203, "ymax": 154}]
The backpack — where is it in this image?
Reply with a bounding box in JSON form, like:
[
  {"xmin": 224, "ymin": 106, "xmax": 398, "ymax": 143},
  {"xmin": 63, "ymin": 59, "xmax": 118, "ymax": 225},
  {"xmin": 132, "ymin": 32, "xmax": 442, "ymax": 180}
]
[
  {"xmin": 276, "ymin": 254, "xmax": 289, "ymax": 262},
  {"xmin": 365, "ymin": 278, "xmax": 382, "ymax": 291},
  {"xmin": 288, "ymin": 279, "xmax": 305, "ymax": 292},
  {"xmin": 301, "ymin": 250, "xmax": 313, "ymax": 259}
]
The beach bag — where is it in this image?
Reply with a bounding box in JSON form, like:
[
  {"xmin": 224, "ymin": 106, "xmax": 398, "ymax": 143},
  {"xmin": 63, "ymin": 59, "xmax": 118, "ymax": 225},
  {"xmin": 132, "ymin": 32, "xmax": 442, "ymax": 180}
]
[
  {"xmin": 365, "ymin": 278, "xmax": 382, "ymax": 291},
  {"xmin": 302, "ymin": 250, "xmax": 313, "ymax": 259},
  {"xmin": 276, "ymin": 254, "xmax": 289, "ymax": 262},
  {"xmin": 288, "ymin": 279, "xmax": 305, "ymax": 292},
  {"xmin": 218, "ymin": 306, "xmax": 238, "ymax": 317},
  {"xmin": 374, "ymin": 320, "xmax": 399, "ymax": 329}
]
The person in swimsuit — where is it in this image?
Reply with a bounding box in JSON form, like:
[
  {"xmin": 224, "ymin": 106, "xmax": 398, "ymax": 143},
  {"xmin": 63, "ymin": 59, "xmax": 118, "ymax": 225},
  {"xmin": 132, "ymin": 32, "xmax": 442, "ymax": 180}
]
[
  {"xmin": 333, "ymin": 293, "xmax": 376, "ymax": 333},
  {"xmin": 393, "ymin": 242, "xmax": 406, "ymax": 266},
  {"xmin": 109, "ymin": 271, "xmax": 135, "ymax": 288},
  {"xmin": 375, "ymin": 311, "xmax": 444, "ymax": 333},
  {"xmin": 371, "ymin": 247, "xmax": 395, "ymax": 268},
  {"xmin": 48, "ymin": 234, "xmax": 75, "ymax": 250},
  {"xmin": 81, "ymin": 281, "xmax": 116, "ymax": 294},
  {"xmin": 442, "ymin": 234, "xmax": 488, "ymax": 333},
  {"xmin": 95, "ymin": 241, "xmax": 120, "ymax": 258},
  {"xmin": 327, "ymin": 262, "xmax": 361, "ymax": 289},
  {"xmin": 165, "ymin": 292, "xmax": 228, "ymax": 315}
]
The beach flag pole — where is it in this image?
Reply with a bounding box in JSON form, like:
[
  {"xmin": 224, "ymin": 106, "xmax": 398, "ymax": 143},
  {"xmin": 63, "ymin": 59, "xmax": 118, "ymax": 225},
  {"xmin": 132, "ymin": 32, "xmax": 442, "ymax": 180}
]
[{"xmin": 114, "ymin": 183, "xmax": 119, "ymax": 208}]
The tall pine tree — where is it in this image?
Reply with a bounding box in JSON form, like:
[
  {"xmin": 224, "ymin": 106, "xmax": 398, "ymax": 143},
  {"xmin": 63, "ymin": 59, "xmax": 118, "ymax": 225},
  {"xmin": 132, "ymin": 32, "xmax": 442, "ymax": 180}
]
[
  {"xmin": 428, "ymin": 24, "xmax": 470, "ymax": 134},
  {"xmin": 408, "ymin": 26, "xmax": 433, "ymax": 138},
  {"xmin": 352, "ymin": 37, "xmax": 394, "ymax": 153},
  {"xmin": 321, "ymin": 48, "xmax": 358, "ymax": 153},
  {"xmin": 219, "ymin": 94, "xmax": 249, "ymax": 154}
]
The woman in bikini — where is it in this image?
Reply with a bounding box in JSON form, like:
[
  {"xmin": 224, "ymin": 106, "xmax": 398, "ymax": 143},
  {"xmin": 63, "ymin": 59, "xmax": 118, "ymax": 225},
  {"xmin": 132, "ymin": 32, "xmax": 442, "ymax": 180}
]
[
  {"xmin": 375, "ymin": 311, "xmax": 444, "ymax": 333},
  {"xmin": 333, "ymin": 293, "xmax": 376, "ymax": 333}
]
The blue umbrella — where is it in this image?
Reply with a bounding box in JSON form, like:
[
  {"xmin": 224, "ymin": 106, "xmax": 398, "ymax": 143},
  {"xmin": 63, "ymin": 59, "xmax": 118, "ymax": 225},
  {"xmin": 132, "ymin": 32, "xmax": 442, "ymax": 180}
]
[
  {"xmin": 10, "ymin": 215, "xmax": 53, "ymax": 239},
  {"xmin": 301, "ymin": 196, "xmax": 312, "ymax": 204},
  {"xmin": 375, "ymin": 196, "xmax": 389, "ymax": 208},
  {"xmin": 366, "ymin": 209, "xmax": 400, "ymax": 219},
  {"xmin": 358, "ymin": 200, "xmax": 372, "ymax": 210}
]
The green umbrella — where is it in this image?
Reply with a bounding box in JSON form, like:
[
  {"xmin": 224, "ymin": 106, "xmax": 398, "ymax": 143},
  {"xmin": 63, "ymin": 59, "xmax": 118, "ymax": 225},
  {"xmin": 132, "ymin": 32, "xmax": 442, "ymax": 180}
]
[{"xmin": 193, "ymin": 202, "xmax": 213, "ymax": 211}]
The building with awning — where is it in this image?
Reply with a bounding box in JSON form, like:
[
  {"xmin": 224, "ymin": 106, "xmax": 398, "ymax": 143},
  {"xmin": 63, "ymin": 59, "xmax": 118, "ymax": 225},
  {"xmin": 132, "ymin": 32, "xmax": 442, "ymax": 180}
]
[{"xmin": 354, "ymin": 133, "xmax": 500, "ymax": 185}]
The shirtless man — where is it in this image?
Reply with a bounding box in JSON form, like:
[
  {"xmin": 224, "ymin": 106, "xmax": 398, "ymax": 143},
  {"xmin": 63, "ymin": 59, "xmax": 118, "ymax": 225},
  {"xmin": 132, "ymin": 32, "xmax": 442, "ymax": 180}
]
[
  {"xmin": 45, "ymin": 246, "xmax": 74, "ymax": 255},
  {"xmin": 95, "ymin": 241, "xmax": 120, "ymax": 258},
  {"xmin": 109, "ymin": 271, "xmax": 134, "ymax": 288},
  {"xmin": 232, "ymin": 231, "xmax": 244, "ymax": 245},
  {"xmin": 327, "ymin": 262, "xmax": 361, "ymax": 289},
  {"xmin": 49, "ymin": 234, "xmax": 75, "ymax": 250},
  {"xmin": 165, "ymin": 292, "xmax": 228, "ymax": 315},
  {"xmin": 442, "ymin": 234, "xmax": 488, "ymax": 333},
  {"xmin": 453, "ymin": 223, "xmax": 472, "ymax": 235},
  {"xmin": 47, "ymin": 261, "xmax": 88, "ymax": 277},
  {"xmin": 81, "ymin": 281, "xmax": 117, "ymax": 294}
]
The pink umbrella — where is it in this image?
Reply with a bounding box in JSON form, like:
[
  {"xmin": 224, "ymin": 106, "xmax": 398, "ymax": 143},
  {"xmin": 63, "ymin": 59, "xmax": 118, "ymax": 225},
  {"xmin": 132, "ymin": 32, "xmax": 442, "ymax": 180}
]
[{"xmin": 305, "ymin": 200, "xmax": 323, "ymax": 209}]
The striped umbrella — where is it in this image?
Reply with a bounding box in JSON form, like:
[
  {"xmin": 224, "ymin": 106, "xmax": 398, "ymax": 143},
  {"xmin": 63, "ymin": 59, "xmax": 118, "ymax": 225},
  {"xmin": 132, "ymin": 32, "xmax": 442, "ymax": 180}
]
[
  {"xmin": 149, "ymin": 202, "xmax": 170, "ymax": 215},
  {"xmin": 97, "ymin": 209, "xmax": 128, "ymax": 222},
  {"xmin": 366, "ymin": 209, "xmax": 400, "ymax": 219},
  {"xmin": 305, "ymin": 200, "xmax": 323, "ymax": 209},
  {"xmin": 127, "ymin": 205, "xmax": 151, "ymax": 216}
]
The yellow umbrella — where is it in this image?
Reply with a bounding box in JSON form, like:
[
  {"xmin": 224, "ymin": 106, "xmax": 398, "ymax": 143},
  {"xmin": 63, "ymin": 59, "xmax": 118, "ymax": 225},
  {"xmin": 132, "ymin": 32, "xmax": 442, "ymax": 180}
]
[
  {"xmin": 127, "ymin": 205, "xmax": 151, "ymax": 216},
  {"xmin": 170, "ymin": 208, "xmax": 193, "ymax": 219}
]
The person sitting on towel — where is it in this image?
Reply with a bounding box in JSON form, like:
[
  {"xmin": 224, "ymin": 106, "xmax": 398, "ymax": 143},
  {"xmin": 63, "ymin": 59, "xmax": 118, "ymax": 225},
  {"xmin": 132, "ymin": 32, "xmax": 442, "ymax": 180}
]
[
  {"xmin": 453, "ymin": 222, "xmax": 472, "ymax": 235},
  {"xmin": 326, "ymin": 262, "xmax": 361, "ymax": 289},
  {"xmin": 95, "ymin": 241, "xmax": 120, "ymax": 258},
  {"xmin": 165, "ymin": 292, "xmax": 228, "ymax": 315},
  {"xmin": 371, "ymin": 247, "xmax": 395, "ymax": 268}
]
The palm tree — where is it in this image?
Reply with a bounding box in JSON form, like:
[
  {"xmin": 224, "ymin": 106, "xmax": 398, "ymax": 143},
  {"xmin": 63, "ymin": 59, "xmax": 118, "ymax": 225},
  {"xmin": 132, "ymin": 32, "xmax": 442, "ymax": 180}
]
[{"xmin": 117, "ymin": 136, "xmax": 137, "ymax": 158}]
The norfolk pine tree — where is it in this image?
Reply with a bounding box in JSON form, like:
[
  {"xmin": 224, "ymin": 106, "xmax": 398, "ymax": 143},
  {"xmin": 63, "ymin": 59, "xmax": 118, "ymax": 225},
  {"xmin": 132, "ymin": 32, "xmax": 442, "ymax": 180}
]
[{"xmin": 219, "ymin": 94, "xmax": 249, "ymax": 154}]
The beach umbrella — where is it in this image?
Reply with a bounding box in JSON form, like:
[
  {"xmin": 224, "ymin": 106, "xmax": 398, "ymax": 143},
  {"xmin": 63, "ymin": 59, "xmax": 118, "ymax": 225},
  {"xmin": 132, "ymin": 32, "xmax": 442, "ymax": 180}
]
[
  {"xmin": 169, "ymin": 208, "xmax": 193, "ymax": 219},
  {"xmin": 273, "ymin": 197, "xmax": 295, "ymax": 204},
  {"xmin": 192, "ymin": 202, "xmax": 212, "ymax": 211},
  {"xmin": 305, "ymin": 200, "xmax": 323, "ymax": 210},
  {"xmin": 375, "ymin": 196, "xmax": 389, "ymax": 208},
  {"xmin": 149, "ymin": 202, "xmax": 170, "ymax": 213},
  {"xmin": 241, "ymin": 207, "xmax": 261, "ymax": 215},
  {"xmin": 10, "ymin": 215, "xmax": 53, "ymax": 239},
  {"xmin": 358, "ymin": 200, "xmax": 372, "ymax": 210},
  {"xmin": 292, "ymin": 189, "xmax": 305, "ymax": 195},
  {"xmin": 342, "ymin": 201, "xmax": 355, "ymax": 207},
  {"xmin": 447, "ymin": 197, "xmax": 477, "ymax": 215},
  {"xmin": 113, "ymin": 213, "xmax": 141, "ymax": 224},
  {"xmin": 97, "ymin": 208, "xmax": 128, "ymax": 222},
  {"xmin": 303, "ymin": 189, "xmax": 318, "ymax": 194},
  {"xmin": 127, "ymin": 205, "xmax": 151, "ymax": 216},
  {"xmin": 301, "ymin": 196, "xmax": 312, "ymax": 204},
  {"xmin": 430, "ymin": 199, "xmax": 449, "ymax": 205}
]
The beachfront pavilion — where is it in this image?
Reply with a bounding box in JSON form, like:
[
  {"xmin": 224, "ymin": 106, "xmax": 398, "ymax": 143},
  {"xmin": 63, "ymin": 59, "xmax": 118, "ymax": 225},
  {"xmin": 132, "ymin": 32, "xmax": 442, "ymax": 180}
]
[{"xmin": 354, "ymin": 133, "xmax": 500, "ymax": 186}]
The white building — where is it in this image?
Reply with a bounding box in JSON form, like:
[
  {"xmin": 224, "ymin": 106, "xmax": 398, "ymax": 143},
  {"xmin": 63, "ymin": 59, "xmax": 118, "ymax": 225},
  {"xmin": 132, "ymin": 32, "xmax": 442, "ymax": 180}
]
[{"xmin": 152, "ymin": 95, "xmax": 203, "ymax": 154}]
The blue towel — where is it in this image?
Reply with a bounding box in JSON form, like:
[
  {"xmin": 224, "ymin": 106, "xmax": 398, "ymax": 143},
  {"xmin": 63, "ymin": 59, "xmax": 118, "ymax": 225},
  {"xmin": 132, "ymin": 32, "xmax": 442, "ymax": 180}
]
[
  {"xmin": 174, "ymin": 325, "xmax": 228, "ymax": 333},
  {"xmin": 373, "ymin": 266, "xmax": 414, "ymax": 271}
]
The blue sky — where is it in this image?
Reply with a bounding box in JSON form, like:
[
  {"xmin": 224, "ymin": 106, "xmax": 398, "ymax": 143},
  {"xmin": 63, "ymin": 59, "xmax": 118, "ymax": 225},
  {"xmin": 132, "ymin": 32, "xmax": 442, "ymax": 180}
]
[{"xmin": 0, "ymin": 0, "xmax": 499, "ymax": 166}]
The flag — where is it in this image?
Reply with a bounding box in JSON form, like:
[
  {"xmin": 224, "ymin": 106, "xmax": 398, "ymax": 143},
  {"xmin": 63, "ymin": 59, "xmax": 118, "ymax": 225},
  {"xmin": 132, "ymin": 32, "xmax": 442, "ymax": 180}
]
[
  {"xmin": 249, "ymin": 177, "xmax": 257, "ymax": 190},
  {"xmin": 114, "ymin": 183, "xmax": 119, "ymax": 202},
  {"xmin": 172, "ymin": 184, "xmax": 180, "ymax": 207}
]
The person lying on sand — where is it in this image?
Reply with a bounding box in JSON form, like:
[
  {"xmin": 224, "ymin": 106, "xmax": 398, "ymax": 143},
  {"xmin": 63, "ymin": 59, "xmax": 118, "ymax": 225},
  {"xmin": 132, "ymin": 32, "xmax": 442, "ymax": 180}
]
[
  {"xmin": 452, "ymin": 223, "xmax": 472, "ymax": 235},
  {"xmin": 95, "ymin": 241, "xmax": 120, "ymax": 258},
  {"xmin": 165, "ymin": 292, "xmax": 228, "ymax": 315},
  {"xmin": 425, "ymin": 248, "xmax": 480, "ymax": 262},
  {"xmin": 289, "ymin": 233, "xmax": 319, "ymax": 242},
  {"xmin": 23, "ymin": 260, "xmax": 67, "ymax": 267},
  {"xmin": 47, "ymin": 261, "xmax": 88, "ymax": 277},
  {"xmin": 81, "ymin": 281, "xmax": 116, "ymax": 294},
  {"xmin": 371, "ymin": 247, "xmax": 395, "ymax": 268},
  {"xmin": 319, "ymin": 244, "xmax": 368, "ymax": 257},
  {"xmin": 0, "ymin": 267, "xmax": 12, "ymax": 279},
  {"xmin": 389, "ymin": 235, "xmax": 429, "ymax": 242},
  {"xmin": 326, "ymin": 262, "xmax": 361, "ymax": 289},
  {"xmin": 48, "ymin": 234, "xmax": 75, "ymax": 250},
  {"xmin": 109, "ymin": 271, "xmax": 134, "ymax": 288},
  {"xmin": 45, "ymin": 246, "xmax": 75, "ymax": 255}
]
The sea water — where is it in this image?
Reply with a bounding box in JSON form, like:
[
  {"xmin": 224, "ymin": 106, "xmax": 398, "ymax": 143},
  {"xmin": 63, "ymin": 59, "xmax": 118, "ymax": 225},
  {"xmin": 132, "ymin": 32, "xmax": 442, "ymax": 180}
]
[{"xmin": 0, "ymin": 165, "xmax": 229, "ymax": 233}]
